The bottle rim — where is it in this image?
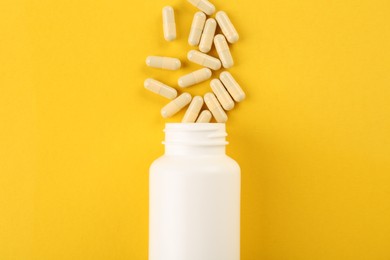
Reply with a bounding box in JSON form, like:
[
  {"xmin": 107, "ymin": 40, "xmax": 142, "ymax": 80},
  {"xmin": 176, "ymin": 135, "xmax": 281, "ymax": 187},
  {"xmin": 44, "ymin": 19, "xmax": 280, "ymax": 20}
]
[{"xmin": 163, "ymin": 123, "xmax": 228, "ymax": 146}]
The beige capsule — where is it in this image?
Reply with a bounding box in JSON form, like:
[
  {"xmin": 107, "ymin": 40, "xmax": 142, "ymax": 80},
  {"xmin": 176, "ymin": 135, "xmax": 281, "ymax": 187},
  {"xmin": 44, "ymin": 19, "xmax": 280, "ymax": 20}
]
[
  {"xmin": 204, "ymin": 92, "xmax": 228, "ymax": 123},
  {"xmin": 187, "ymin": 0, "xmax": 215, "ymax": 15},
  {"xmin": 178, "ymin": 68, "xmax": 212, "ymax": 88},
  {"xmin": 187, "ymin": 50, "xmax": 221, "ymax": 70},
  {"xmin": 144, "ymin": 78, "xmax": 178, "ymax": 100},
  {"xmin": 146, "ymin": 56, "xmax": 181, "ymax": 70},
  {"xmin": 199, "ymin": 18, "xmax": 217, "ymax": 53},
  {"xmin": 220, "ymin": 71, "xmax": 246, "ymax": 102},
  {"xmin": 161, "ymin": 93, "xmax": 192, "ymax": 118},
  {"xmin": 188, "ymin": 12, "xmax": 206, "ymax": 46},
  {"xmin": 182, "ymin": 96, "xmax": 204, "ymax": 123},
  {"xmin": 196, "ymin": 110, "xmax": 212, "ymax": 123},
  {"xmin": 210, "ymin": 79, "xmax": 235, "ymax": 111},
  {"xmin": 215, "ymin": 11, "xmax": 239, "ymax": 44},
  {"xmin": 162, "ymin": 6, "xmax": 176, "ymax": 41},
  {"xmin": 214, "ymin": 34, "xmax": 234, "ymax": 68}
]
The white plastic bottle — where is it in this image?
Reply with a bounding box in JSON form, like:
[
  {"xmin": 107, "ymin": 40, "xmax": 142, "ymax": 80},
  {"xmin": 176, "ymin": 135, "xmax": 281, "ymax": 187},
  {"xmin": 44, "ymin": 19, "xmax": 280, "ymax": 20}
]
[{"xmin": 149, "ymin": 123, "xmax": 240, "ymax": 260}]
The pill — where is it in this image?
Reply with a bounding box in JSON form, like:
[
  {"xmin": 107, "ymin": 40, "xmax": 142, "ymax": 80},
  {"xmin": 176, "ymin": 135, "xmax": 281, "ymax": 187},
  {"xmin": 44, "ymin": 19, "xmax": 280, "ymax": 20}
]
[
  {"xmin": 204, "ymin": 92, "xmax": 228, "ymax": 123},
  {"xmin": 215, "ymin": 11, "xmax": 239, "ymax": 44},
  {"xmin": 188, "ymin": 12, "xmax": 206, "ymax": 46},
  {"xmin": 178, "ymin": 68, "xmax": 212, "ymax": 88},
  {"xmin": 199, "ymin": 18, "xmax": 217, "ymax": 53},
  {"xmin": 162, "ymin": 6, "xmax": 176, "ymax": 41},
  {"xmin": 146, "ymin": 56, "xmax": 181, "ymax": 70},
  {"xmin": 187, "ymin": 50, "xmax": 221, "ymax": 71},
  {"xmin": 182, "ymin": 96, "xmax": 204, "ymax": 123},
  {"xmin": 161, "ymin": 93, "xmax": 192, "ymax": 118},
  {"xmin": 210, "ymin": 79, "xmax": 235, "ymax": 111},
  {"xmin": 187, "ymin": 0, "xmax": 215, "ymax": 15},
  {"xmin": 144, "ymin": 78, "xmax": 178, "ymax": 100},
  {"xmin": 214, "ymin": 34, "xmax": 234, "ymax": 68},
  {"xmin": 196, "ymin": 110, "xmax": 212, "ymax": 123},
  {"xmin": 220, "ymin": 71, "xmax": 246, "ymax": 102}
]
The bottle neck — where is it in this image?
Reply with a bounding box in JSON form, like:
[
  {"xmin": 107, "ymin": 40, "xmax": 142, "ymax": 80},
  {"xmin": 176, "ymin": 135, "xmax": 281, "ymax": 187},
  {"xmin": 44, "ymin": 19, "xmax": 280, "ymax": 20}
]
[{"xmin": 163, "ymin": 123, "xmax": 228, "ymax": 156}]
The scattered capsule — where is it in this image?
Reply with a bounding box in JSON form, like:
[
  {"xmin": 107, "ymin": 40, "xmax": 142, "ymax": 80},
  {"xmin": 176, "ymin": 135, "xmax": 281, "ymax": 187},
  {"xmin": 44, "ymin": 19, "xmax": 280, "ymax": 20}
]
[
  {"xmin": 220, "ymin": 71, "xmax": 246, "ymax": 102},
  {"xmin": 210, "ymin": 79, "xmax": 235, "ymax": 111},
  {"xmin": 161, "ymin": 93, "xmax": 192, "ymax": 118},
  {"xmin": 144, "ymin": 78, "xmax": 178, "ymax": 100},
  {"xmin": 162, "ymin": 6, "xmax": 176, "ymax": 41},
  {"xmin": 188, "ymin": 12, "xmax": 206, "ymax": 46},
  {"xmin": 204, "ymin": 92, "xmax": 228, "ymax": 123},
  {"xmin": 199, "ymin": 18, "xmax": 217, "ymax": 53},
  {"xmin": 187, "ymin": 0, "xmax": 215, "ymax": 16},
  {"xmin": 187, "ymin": 50, "xmax": 221, "ymax": 70},
  {"xmin": 215, "ymin": 11, "xmax": 239, "ymax": 44},
  {"xmin": 196, "ymin": 110, "xmax": 212, "ymax": 123},
  {"xmin": 182, "ymin": 96, "xmax": 204, "ymax": 123},
  {"xmin": 214, "ymin": 34, "xmax": 234, "ymax": 68},
  {"xmin": 146, "ymin": 56, "xmax": 181, "ymax": 70},
  {"xmin": 178, "ymin": 68, "xmax": 212, "ymax": 88}
]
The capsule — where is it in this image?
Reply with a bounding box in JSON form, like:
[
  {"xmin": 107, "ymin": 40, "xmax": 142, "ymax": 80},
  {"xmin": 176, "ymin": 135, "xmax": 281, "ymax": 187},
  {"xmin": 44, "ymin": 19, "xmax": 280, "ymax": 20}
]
[
  {"xmin": 162, "ymin": 6, "xmax": 176, "ymax": 41},
  {"xmin": 204, "ymin": 92, "xmax": 228, "ymax": 123},
  {"xmin": 144, "ymin": 78, "xmax": 178, "ymax": 100},
  {"xmin": 187, "ymin": 0, "xmax": 215, "ymax": 15},
  {"xmin": 146, "ymin": 56, "xmax": 181, "ymax": 70},
  {"xmin": 210, "ymin": 79, "xmax": 235, "ymax": 111},
  {"xmin": 161, "ymin": 93, "xmax": 192, "ymax": 118},
  {"xmin": 196, "ymin": 110, "xmax": 212, "ymax": 123},
  {"xmin": 216, "ymin": 11, "xmax": 239, "ymax": 44},
  {"xmin": 199, "ymin": 18, "xmax": 217, "ymax": 53},
  {"xmin": 214, "ymin": 34, "xmax": 234, "ymax": 68},
  {"xmin": 187, "ymin": 50, "xmax": 221, "ymax": 70},
  {"xmin": 178, "ymin": 68, "xmax": 212, "ymax": 88},
  {"xmin": 220, "ymin": 71, "xmax": 246, "ymax": 102},
  {"xmin": 182, "ymin": 96, "xmax": 204, "ymax": 123},
  {"xmin": 188, "ymin": 12, "xmax": 206, "ymax": 46}
]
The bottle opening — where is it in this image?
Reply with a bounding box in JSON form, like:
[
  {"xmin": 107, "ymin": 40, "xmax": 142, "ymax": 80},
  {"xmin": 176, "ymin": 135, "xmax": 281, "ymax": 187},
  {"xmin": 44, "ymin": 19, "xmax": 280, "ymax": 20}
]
[{"xmin": 163, "ymin": 123, "xmax": 228, "ymax": 147}]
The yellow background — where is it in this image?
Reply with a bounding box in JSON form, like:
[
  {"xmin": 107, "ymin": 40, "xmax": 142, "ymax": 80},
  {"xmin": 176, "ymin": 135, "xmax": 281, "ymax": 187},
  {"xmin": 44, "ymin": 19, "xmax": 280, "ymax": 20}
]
[{"xmin": 1, "ymin": 0, "xmax": 390, "ymax": 259}]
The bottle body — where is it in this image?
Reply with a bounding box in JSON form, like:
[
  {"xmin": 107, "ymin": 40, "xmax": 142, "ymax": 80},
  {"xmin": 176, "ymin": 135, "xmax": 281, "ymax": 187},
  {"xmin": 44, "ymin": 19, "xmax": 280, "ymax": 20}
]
[{"xmin": 149, "ymin": 123, "xmax": 240, "ymax": 260}]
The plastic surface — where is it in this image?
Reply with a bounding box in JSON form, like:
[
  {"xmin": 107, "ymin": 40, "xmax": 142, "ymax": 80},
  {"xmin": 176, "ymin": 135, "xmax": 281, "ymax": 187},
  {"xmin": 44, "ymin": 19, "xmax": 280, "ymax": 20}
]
[{"xmin": 149, "ymin": 123, "xmax": 240, "ymax": 260}]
